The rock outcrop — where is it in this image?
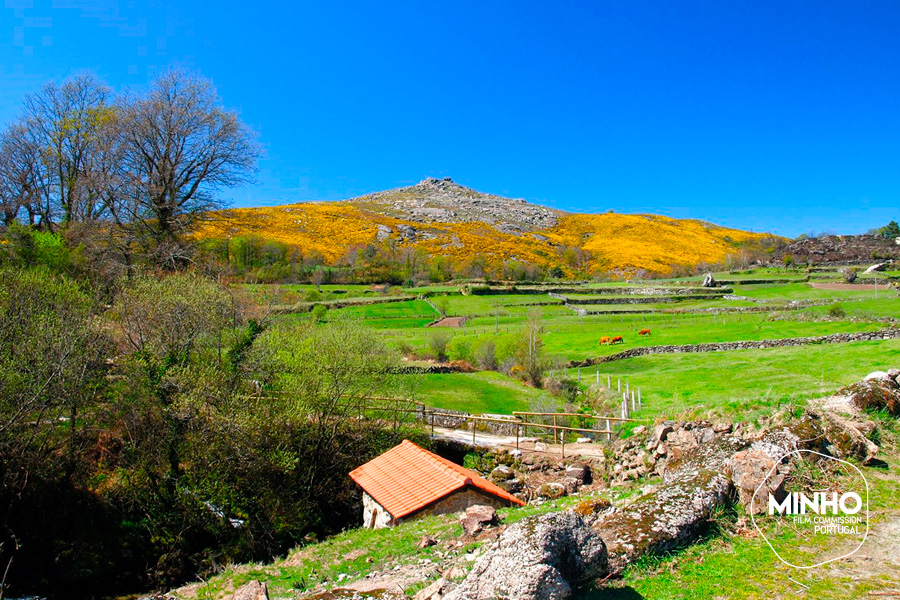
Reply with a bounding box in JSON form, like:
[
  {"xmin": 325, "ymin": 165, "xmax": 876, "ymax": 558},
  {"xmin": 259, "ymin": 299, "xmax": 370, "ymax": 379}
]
[
  {"xmin": 445, "ymin": 512, "xmax": 607, "ymax": 600},
  {"xmin": 595, "ymin": 433, "xmax": 744, "ymax": 573}
]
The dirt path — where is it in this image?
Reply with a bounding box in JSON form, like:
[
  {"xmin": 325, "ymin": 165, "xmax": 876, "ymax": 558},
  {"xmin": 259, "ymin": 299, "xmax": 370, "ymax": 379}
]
[
  {"xmin": 429, "ymin": 316, "xmax": 469, "ymax": 327},
  {"xmin": 431, "ymin": 427, "xmax": 610, "ymax": 460}
]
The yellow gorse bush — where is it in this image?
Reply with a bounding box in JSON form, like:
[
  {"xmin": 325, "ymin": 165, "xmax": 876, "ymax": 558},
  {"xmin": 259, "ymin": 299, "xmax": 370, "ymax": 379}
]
[{"xmin": 191, "ymin": 201, "xmax": 773, "ymax": 276}]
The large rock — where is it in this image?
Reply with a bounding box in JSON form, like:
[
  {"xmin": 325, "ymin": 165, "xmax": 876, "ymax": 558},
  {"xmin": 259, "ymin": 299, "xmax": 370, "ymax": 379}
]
[
  {"xmin": 460, "ymin": 504, "xmax": 498, "ymax": 536},
  {"xmin": 702, "ymin": 273, "xmax": 716, "ymax": 287},
  {"xmin": 565, "ymin": 463, "xmax": 590, "ymax": 484},
  {"xmin": 233, "ymin": 581, "xmax": 268, "ymax": 600},
  {"xmin": 842, "ymin": 377, "xmax": 900, "ymax": 415},
  {"xmin": 726, "ymin": 448, "xmax": 787, "ymax": 514},
  {"xmin": 595, "ymin": 434, "xmax": 745, "ymax": 574},
  {"xmin": 790, "ymin": 410, "xmax": 879, "ymax": 464},
  {"xmin": 445, "ymin": 512, "xmax": 607, "ymax": 600}
]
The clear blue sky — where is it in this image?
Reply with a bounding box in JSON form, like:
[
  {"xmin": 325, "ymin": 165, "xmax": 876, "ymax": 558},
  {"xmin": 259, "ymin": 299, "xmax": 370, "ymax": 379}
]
[{"xmin": 2, "ymin": 1, "xmax": 899, "ymax": 237}]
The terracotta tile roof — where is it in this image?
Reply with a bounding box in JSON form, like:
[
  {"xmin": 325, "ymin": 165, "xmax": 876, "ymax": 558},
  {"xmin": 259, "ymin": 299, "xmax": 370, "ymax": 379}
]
[{"xmin": 349, "ymin": 440, "xmax": 525, "ymax": 519}]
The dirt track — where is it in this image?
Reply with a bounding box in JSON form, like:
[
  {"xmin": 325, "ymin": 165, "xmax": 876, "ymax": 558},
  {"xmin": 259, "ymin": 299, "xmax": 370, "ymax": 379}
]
[{"xmin": 429, "ymin": 316, "xmax": 469, "ymax": 327}]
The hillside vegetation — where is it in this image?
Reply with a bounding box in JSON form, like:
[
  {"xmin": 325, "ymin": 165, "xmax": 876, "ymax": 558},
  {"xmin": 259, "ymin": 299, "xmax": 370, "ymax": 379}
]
[{"xmin": 192, "ymin": 178, "xmax": 778, "ymax": 278}]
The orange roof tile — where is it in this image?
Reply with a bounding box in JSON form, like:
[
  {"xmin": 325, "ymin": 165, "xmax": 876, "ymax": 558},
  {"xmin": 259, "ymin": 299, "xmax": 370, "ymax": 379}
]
[{"xmin": 349, "ymin": 440, "xmax": 525, "ymax": 519}]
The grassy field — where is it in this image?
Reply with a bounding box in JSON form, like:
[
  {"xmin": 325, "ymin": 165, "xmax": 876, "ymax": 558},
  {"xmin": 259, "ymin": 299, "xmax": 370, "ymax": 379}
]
[
  {"xmin": 583, "ymin": 338, "xmax": 900, "ymax": 421},
  {"xmin": 413, "ymin": 371, "xmax": 558, "ymax": 414},
  {"xmin": 304, "ymin": 278, "xmax": 898, "ymax": 418}
]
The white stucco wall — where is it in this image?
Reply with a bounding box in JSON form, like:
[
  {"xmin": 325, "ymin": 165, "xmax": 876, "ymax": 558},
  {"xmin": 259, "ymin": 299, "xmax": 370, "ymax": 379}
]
[{"xmin": 362, "ymin": 492, "xmax": 394, "ymax": 529}]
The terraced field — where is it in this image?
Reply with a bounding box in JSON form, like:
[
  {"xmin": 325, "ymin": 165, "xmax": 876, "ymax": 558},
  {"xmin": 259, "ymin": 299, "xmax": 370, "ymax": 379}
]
[{"xmin": 262, "ymin": 267, "xmax": 898, "ymax": 419}]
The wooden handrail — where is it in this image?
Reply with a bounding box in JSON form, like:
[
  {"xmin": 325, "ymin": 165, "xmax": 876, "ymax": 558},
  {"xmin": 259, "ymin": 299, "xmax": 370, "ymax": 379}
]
[{"xmin": 513, "ymin": 411, "xmax": 651, "ymax": 423}]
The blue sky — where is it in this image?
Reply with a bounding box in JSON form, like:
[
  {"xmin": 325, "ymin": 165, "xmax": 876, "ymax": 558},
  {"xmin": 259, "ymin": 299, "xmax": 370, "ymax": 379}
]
[{"xmin": 2, "ymin": 1, "xmax": 899, "ymax": 237}]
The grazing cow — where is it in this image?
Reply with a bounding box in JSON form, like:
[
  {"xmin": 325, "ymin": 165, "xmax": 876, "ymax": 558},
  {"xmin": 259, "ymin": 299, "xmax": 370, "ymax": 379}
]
[
  {"xmin": 611, "ymin": 335, "xmax": 624, "ymax": 345},
  {"xmin": 599, "ymin": 336, "xmax": 610, "ymax": 345},
  {"xmin": 638, "ymin": 328, "xmax": 652, "ymax": 337}
]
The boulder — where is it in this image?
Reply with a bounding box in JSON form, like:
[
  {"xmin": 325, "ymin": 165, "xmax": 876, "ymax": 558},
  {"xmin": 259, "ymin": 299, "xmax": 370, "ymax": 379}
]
[
  {"xmin": 651, "ymin": 423, "xmax": 674, "ymax": 445},
  {"xmin": 564, "ymin": 463, "xmax": 590, "ymax": 484},
  {"xmin": 502, "ymin": 478, "xmax": 524, "ymax": 494},
  {"xmin": 232, "ymin": 581, "xmax": 268, "ymax": 600},
  {"xmin": 417, "ymin": 535, "xmax": 437, "ymax": 549},
  {"xmin": 460, "ymin": 504, "xmax": 499, "ymax": 536},
  {"xmin": 562, "ymin": 477, "xmax": 581, "ymax": 495},
  {"xmin": 490, "ymin": 465, "xmax": 513, "ymax": 483},
  {"xmin": 702, "ymin": 273, "xmax": 716, "ymax": 287},
  {"xmin": 843, "ymin": 378, "xmax": 900, "ymax": 415},
  {"xmin": 596, "ymin": 434, "xmax": 744, "ymax": 574},
  {"xmin": 415, "ymin": 578, "xmax": 449, "ymax": 600},
  {"xmin": 538, "ymin": 482, "xmax": 567, "ymax": 499},
  {"xmin": 727, "ymin": 448, "xmax": 787, "ymax": 514},
  {"xmin": 444, "ymin": 512, "xmax": 607, "ymax": 600}
]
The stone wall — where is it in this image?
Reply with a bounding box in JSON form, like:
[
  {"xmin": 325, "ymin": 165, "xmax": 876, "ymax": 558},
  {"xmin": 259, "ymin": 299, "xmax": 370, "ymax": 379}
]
[
  {"xmin": 421, "ymin": 407, "xmax": 523, "ymax": 436},
  {"xmin": 362, "ymin": 487, "xmax": 512, "ymax": 529},
  {"xmin": 569, "ymin": 329, "xmax": 900, "ymax": 367},
  {"xmin": 567, "ymin": 294, "xmax": 725, "ymax": 305},
  {"xmin": 412, "ymin": 487, "xmax": 511, "ymax": 521}
]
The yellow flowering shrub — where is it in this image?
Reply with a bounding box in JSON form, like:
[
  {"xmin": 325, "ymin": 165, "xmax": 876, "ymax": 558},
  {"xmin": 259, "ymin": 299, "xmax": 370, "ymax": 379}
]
[{"xmin": 191, "ymin": 202, "xmax": 776, "ymax": 276}]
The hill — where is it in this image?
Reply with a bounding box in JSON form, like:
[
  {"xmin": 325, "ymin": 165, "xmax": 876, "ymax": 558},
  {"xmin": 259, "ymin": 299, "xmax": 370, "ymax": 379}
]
[{"xmin": 192, "ymin": 178, "xmax": 779, "ymax": 276}]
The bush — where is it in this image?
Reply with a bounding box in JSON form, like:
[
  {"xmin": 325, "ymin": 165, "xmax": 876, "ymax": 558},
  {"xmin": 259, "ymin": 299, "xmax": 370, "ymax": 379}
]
[
  {"xmin": 447, "ymin": 336, "xmax": 472, "ymax": 362},
  {"xmin": 310, "ymin": 304, "xmax": 327, "ymax": 322},
  {"xmin": 472, "ymin": 339, "xmax": 497, "ymax": 370},
  {"xmin": 426, "ymin": 329, "xmax": 452, "ymax": 361},
  {"xmin": 828, "ymin": 303, "xmax": 846, "ymax": 318},
  {"xmin": 841, "ymin": 268, "xmax": 858, "ymax": 283}
]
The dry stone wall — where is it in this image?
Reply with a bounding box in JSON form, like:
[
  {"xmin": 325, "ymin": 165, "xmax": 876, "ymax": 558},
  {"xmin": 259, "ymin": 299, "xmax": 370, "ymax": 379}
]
[{"xmin": 570, "ymin": 329, "xmax": 900, "ymax": 367}]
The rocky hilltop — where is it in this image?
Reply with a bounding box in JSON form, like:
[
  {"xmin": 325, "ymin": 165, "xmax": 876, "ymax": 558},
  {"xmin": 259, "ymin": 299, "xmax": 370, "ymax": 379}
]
[
  {"xmin": 192, "ymin": 177, "xmax": 779, "ymax": 276},
  {"xmin": 348, "ymin": 177, "xmax": 562, "ymax": 234},
  {"xmin": 775, "ymin": 233, "xmax": 900, "ymax": 265}
]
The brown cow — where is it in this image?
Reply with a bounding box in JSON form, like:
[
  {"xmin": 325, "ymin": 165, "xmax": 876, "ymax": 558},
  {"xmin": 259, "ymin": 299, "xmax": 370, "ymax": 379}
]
[
  {"xmin": 639, "ymin": 328, "xmax": 651, "ymax": 337},
  {"xmin": 611, "ymin": 335, "xmax": 624, "ymax": 344},
  {"xmin": 599, "ymin": 336, "xmax": 610, "ymax": 345}
]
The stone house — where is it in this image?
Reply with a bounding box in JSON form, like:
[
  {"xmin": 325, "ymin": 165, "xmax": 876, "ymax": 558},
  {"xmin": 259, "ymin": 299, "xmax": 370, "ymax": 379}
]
[{"xmin": 349, "ymin": 440, "xmax": 524, "ymax": 529}]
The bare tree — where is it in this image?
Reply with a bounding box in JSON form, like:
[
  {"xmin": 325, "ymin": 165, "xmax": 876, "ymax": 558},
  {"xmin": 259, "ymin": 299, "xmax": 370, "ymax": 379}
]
[
  {"xmin": 116, "ymin": 70, "xmax": 261, "ymax": 267},
  {"xmin": 19, "ymin": 74, "xmax": 113, "ymax": 226},
  {"xmin": 0, "ymin": 120, "xmax": 43, "ymax": 226}
]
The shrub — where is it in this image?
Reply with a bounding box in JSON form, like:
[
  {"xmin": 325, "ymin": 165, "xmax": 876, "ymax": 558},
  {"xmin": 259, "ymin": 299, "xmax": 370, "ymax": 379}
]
[
  {"xmin": 828, "ymin": 303, "xmax": 846, "ymax": 318},
  {"xmin": 310, "ymin": 304, "xmax": 327, "ymax": 322},
  {"xmin": 841, "ymin": 268, "xmax": 858, "ymax": 283},
  {"xmin": 447, "ymin": 336, "xmax": 472, "ymax": 362},
  {"xmin": 472, "ymin": 339, "xmax": 497, "ymax": 370},
  {"xmin": 426, "ymin": 329, "xmax": 452, "ymax": 362}
]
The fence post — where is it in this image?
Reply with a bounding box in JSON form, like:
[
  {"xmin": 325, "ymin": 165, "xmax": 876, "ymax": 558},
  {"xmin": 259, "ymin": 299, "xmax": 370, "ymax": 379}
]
[
  {"xmin": 606, "ymin": 418, "xmax": 611, "ymax": 442},
  {"xmin": 561, "ymin": 428, "xmax": 565, "ymax": 459},
  {"xmin": 596, "ymin": 370, "xmax": 600, "ymax": 385},
  {"xmin": 608, "ymin": 374, "xmax": 611, "ymax": 388},
  {"xmin": 516, "ymin": 424, "xmax": 520, "ymax": 452},
  {"xmin": 638, "ymin": 388, "xmax": 642, "ymax": 410},
  {"xmin": 618, "ymin": 378, "xmax": 621, "ymax": 392},
  {"xmin": 631, "ymin": 390, "xmax": 636, "ymax": 411},
  {"xmin": 472, "ymin": 418, "xmax": 476, "ymax": 446}
]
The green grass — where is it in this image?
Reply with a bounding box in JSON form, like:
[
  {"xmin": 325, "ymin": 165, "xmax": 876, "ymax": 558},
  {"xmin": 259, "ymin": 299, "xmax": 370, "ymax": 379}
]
[
  {"xmin": 189, "ymin": 492, "xmax": 595, "ymax": 599},
  {"xmin": 582, "ymin": 338, "xmax": 900, "ymax": 421},
  {"xmin": 324, "ymin": 299, "xmax": 439, "ymax": 320},
  {"xmin": 414, "ymin": 371, "xmax": 557, "ymax": 414},
  {"xmin": 587, "ymin": 426, "xmax": 900, "ymax": 599},
  {"xmin": 733, "ymin": 282, "xmax": 877, "ymax": 300}
]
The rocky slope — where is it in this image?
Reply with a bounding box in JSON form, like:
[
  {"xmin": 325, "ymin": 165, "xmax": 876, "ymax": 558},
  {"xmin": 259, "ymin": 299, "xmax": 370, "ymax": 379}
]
[{"xmin": 192, "ymin": 178, "xmax": 779, "ymax": 276}]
